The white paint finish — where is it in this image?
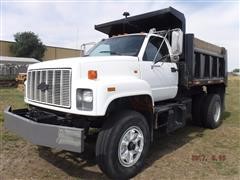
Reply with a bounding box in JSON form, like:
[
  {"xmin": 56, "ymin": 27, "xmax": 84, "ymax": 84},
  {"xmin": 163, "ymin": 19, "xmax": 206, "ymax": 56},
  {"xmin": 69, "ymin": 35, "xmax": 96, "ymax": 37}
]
[
  {"xmin": 79, "ymin": 56, "xmax": 140, "ymax": 79},
  {"xmin": 138, "ymin": 34, "xmax": 178, "ymax": 101},
  {"xmin": 25, "ymin": 56, "xmax": 153, "ymax": 116},
  {"xmin": 95, "ymin": 77, "xmax": 153, "ymax": 115},
  {"xmin": 25, "ymin": 33, "xmax": 179, "ymax": 116},
  {"xmin": 139, "ymin": 61, "xmax": 178, "ymax": 101}
]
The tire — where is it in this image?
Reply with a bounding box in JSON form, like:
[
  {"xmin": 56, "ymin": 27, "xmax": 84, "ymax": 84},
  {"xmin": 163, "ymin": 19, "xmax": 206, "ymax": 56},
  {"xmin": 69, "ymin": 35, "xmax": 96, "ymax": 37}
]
[
  {"xmin": 96, "ymin": 110, "xmax": 150, "ymax": 179},
  {"xmin": 192, "ymin": 94, "xmax": 205, "ymax": 126},
  {"xmin": 202, "ymin": 94, "xmax": 222, "ymax": 129}
]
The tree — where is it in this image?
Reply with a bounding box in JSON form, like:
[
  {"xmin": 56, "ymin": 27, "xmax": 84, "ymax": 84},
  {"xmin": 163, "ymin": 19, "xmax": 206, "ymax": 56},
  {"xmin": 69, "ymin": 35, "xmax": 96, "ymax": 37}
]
[{"xmin": 10, "ymin": 31, "xmax": 46, "ymax": 61}]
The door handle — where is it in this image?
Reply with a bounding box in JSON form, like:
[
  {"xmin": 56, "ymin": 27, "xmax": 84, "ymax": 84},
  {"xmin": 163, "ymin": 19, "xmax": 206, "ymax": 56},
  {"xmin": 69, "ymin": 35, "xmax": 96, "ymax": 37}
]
[
  {"xmin": 171, "ymin": 67, "xmax": 178, "ymax": 72},
  {"xmin": 151, "ymin": 64, "xmax": 161, "ymax": 69}
]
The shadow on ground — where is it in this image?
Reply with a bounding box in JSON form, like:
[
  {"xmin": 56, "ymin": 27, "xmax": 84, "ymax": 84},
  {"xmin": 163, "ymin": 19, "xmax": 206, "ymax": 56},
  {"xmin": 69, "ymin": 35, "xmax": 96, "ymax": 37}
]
[
  {"xmin": 38, "ymin": 136, "xmax": 107, "ymax": 179},
  {"xmin": 222, "ymin": 111, "xmax": 231, "ymax": 119},
  {"xmin": 37, "ymin": 120, "xmax": 222, "ymax": 179}
]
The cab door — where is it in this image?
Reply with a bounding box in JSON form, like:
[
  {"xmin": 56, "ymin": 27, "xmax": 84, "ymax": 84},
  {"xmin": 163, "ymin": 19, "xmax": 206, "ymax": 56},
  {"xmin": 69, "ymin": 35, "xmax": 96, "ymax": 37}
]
[{"xmin": 139, "ymin": 36, "xmax": 178, "ymax": 102}]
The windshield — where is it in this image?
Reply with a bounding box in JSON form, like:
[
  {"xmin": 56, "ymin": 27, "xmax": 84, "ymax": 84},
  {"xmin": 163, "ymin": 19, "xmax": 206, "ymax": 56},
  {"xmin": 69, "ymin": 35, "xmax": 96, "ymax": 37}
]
[{"xmin": 87, "ymin": 35, "xmax": 145, "ymax": 57}]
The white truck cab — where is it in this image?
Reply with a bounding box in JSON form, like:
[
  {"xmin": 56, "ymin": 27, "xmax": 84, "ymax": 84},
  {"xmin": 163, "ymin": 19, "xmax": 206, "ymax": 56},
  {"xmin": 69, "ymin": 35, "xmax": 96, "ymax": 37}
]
[
  {"xmin": 4, "ymin": 7, "xmax": 227, "ymax": 179},
  {"xmin": 25, "ymin": 29, "xmax": 182, "ymax": 117}
]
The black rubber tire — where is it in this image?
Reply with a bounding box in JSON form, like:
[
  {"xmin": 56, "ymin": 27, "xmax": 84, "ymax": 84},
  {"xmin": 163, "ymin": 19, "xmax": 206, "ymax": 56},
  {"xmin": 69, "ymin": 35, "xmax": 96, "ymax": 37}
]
[
  {"xmin": 202, "ymin": 94, "xmax": 222, "ymax": 129},
  {"xmin": 96, "ymin": 110, "xmax": 150, "ymax": 179},
  {"xmin": 192, "ymin": 94, "xmax": 205, "ymax": 126}
]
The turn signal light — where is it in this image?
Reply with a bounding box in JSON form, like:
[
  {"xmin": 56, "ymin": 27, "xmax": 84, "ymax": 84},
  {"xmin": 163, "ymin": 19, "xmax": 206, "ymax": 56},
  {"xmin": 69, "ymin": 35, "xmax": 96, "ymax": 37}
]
[
  {"xmin": 107, "ymin": 87, "xmax": 116, "ymax": 92},
  {"xmin": 88, "ymin": 70, "xmax": 97, "ymax": 80}
]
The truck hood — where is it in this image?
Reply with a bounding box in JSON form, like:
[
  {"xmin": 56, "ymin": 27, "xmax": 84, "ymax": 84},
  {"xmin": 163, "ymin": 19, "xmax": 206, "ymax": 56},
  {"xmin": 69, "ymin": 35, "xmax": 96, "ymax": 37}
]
[{"xmin": 28, "ymin": 56, "xmax": 140, "ymax": 79}]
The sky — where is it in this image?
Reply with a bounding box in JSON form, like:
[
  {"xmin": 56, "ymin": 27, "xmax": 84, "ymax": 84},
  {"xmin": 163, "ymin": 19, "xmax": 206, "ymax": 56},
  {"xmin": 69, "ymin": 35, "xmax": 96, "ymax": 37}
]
[{"xmin": 1, "ymin": 0, "xmax": 239, "ymax": 71}]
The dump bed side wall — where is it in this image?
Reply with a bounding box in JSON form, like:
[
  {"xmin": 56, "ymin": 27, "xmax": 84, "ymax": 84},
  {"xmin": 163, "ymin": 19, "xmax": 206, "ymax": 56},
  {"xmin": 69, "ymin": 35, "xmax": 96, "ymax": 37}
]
[
  {"xmin": 194, "ymin": 38, "xmax": 223, "ymax": 55},
  {"xmin": 182, "ymin": 34, "xmax": 227, "ymax": 87}
]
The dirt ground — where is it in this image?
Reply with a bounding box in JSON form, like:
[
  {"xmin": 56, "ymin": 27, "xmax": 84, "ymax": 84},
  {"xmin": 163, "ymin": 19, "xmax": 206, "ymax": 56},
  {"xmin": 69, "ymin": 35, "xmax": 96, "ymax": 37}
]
[{"xmin": 1, "ymin": 76, "xmax": 239, "ymax": 180}]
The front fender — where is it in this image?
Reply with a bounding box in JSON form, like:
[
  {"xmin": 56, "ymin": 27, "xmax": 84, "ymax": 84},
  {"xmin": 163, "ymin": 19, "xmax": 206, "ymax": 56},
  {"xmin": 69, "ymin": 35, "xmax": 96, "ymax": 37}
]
[{"xmin": 95, "ymin": 77, "xmax": 153, "ymax": 115}]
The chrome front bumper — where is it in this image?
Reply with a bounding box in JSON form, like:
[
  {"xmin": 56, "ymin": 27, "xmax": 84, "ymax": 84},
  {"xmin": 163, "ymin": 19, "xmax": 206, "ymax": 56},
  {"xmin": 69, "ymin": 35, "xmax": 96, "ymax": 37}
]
[{"xmin": 4, "ymin": 106, "xmax": 84, "ymax": 153}]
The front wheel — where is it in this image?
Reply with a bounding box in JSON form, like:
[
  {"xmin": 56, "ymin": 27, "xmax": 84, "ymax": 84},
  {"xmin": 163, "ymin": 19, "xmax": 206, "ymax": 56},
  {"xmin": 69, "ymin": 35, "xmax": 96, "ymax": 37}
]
[{"xmin": 96, "ymin": 110, "xmax": 150, "ymax": 179}]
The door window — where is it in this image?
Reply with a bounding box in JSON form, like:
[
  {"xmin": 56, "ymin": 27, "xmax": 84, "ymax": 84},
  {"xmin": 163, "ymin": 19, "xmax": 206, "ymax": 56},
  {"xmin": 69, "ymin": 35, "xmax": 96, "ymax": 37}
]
[{"xmin": 143, "ymin": 36, "xmax": 169, "ymax": 62}]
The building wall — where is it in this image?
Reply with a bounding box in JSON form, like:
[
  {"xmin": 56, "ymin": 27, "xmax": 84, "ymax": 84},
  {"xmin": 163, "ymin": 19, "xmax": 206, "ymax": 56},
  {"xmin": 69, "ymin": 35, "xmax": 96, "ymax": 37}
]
[
  {"xmin": 0, "ymin": 41, "xmax": 13, "ymax": 57},
  {"xmin": 0, "ymin": 40, "xmax": 83, "ymax": 61}
]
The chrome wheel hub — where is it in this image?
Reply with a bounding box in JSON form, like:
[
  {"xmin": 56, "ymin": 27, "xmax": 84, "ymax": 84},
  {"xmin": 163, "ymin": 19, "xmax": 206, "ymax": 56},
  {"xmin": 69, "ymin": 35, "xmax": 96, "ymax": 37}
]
[
  {"xmin": 213, "ymin": 101, "xmax": 221, "ymax": 123},
  {"xmin": 118, "ymin": 126, "xmax": 144, "ymax": 167}
]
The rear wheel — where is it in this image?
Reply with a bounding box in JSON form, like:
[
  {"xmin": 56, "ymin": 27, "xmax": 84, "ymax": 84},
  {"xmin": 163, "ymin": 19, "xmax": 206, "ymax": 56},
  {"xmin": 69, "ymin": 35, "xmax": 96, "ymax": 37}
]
[
  {"xmin": 96, "ymin": 110, "xmax": 150, "ymax": 179},
  {"xmin": 202, "ymin": 94, "xmax": 222, "ymax": 129}
]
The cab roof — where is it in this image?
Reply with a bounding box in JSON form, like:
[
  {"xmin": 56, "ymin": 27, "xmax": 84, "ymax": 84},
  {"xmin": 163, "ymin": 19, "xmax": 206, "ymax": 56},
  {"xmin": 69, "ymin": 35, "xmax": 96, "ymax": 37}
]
[{"xmin": 95, "ymin": 7, "xmax": 185, "ymax": 37}]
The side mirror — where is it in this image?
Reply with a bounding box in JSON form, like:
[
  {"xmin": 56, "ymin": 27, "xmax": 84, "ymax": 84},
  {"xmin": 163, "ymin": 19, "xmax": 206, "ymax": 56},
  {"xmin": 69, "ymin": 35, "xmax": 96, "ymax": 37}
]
[
  {"xmin": 80, "ymin": 42, "xmax": 96, "ymax": 56},
  {"xmin": 171, "ymin": 29, "xmax": 183, "ymax": 57}
]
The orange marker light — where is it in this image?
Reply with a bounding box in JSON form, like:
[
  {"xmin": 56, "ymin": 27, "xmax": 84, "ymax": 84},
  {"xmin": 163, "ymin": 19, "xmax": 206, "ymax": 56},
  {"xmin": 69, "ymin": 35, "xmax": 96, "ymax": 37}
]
[
  {"xmin": 88, "ymin": 70, "xmax": 97, "ymax": 80},
  {"xmin": 107, "ymin": 87, "xmax": 116, "ymax": 92}
]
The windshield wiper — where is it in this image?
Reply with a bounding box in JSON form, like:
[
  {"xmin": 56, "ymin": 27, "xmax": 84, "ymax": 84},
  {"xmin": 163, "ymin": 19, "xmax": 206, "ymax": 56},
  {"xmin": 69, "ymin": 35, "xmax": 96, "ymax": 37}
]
[{"xmin": 99, "ymin": 51, "xmax": 122, "ymax": 55}]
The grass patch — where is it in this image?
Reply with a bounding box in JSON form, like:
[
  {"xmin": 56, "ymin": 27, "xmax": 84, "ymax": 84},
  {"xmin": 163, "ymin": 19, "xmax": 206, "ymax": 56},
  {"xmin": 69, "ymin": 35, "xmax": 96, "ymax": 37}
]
[
  {"xmin": 0, "ymin": 88, "xmax": 26, "ymax": 146},
  {"xmin": 214, "ymin": 160, "xmax": 239, "ymax": 176},
  {"xmin": 0, "ymin": 88, "xmax": 26, "ymax": 122},
  {"xmin": 2, "ymin": 131, "xmax": 20, "ymax": 142},
  {"xmin": 224, "ymin": 76, "xmax": 240, "ymax": 126}
]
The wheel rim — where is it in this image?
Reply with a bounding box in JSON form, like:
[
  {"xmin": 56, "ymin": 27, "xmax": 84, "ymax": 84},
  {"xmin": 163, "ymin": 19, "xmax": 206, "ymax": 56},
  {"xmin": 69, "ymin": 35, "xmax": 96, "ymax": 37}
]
[
  {"xmin": 213, "ymin": 101, "xmax": 221, "ymax": 123},
  {"xmin": 118, "ymin": 126, "xmax": 144, "ymax": 167}
]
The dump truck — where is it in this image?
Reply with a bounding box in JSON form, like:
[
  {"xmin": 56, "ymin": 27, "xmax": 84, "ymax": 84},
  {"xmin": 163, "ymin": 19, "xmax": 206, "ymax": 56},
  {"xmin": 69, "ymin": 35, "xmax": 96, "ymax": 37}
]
[{"xmin": 4, "ymin": 7, "xmax": 227, "ymax": 179}]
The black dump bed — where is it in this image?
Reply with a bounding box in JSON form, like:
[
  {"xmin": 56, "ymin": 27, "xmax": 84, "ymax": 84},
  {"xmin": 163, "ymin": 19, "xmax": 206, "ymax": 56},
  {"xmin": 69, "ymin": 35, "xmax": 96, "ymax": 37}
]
[
  {"xmin": 95, "ymin": 7, "xmax": 186, "ymax": 36},
  {"xmin": 95, "ymin": 7, "xmax": 227, "ymax": 87},
  {"xmin": 183, "ymin": 35, "xmax": 227, "ymax": 87}
]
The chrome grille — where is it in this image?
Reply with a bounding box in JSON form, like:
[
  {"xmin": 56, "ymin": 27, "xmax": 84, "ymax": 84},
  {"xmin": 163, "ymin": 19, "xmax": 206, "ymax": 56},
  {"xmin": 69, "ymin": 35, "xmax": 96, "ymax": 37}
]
[{"xmin": 27, "ymin": 69, "xmax": 71, "ymax": 108}]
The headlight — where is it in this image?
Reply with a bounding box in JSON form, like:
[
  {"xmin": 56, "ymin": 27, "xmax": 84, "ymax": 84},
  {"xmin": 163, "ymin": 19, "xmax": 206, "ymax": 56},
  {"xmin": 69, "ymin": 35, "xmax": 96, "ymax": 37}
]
[
  {"xmin": 76, "ymin": 89, "xmax": 93, "ymax": 111},
  {"xmin": 82, "ymin": 90, "xmax": 93, "ymax": 103}
]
